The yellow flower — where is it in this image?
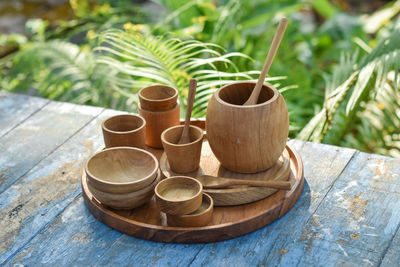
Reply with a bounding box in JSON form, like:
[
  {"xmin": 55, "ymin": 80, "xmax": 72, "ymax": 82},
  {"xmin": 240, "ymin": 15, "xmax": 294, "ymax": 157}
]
[
  {"xmin": 86, "ymin": 30, "xmax": 96, "ymax": 40},
  {"xmin": 123, "ymin": 22, "xmax": 144, "ymax": 32},
  {"xmin": 378, "ymin": 102, "xmax": 385, "ymax": 110}
]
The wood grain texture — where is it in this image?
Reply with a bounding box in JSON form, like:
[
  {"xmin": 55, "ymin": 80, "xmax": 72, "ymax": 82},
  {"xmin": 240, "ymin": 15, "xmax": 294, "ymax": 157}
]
[
  {"xmin": 0, "ymin": 108, "xmax": 122, "ymax": 264},
  {"xmin": 138, "ymin": 103, "xmax": 180, "ymax": 148},
  {"xmin": 0, "ymin": 91, "xmax": 49, "ymax": 138},
  {"xmin": 138, "ymin": 85, "xmax": 178, "ymax": 111},
  {"xmin": 86, "ymin": 147, "xmax": 158, "ymax": 194},
  {"xmin": 0, "ymin": 101, "xmax": 103, "ymax": 194},
  {"xmin": 160, "ymin": 140, "xmax": 291, "ymax": 206},
  {"xmin": 206, "ymin": 82, "xmax": 289, "ymax": 173},
  {"xmin": 272, "ymin": 151, "xmax": 400, "ymax": 266},
  {"xmin": 155, "ymin": 176, "xmax": 203, "ymax": 215},
  {"xmin": 101, "ymin": 114, "xmax": 146, "ymax": 149},
  {"xmin": 161, "ymin": 125, "xmax": 204, "ymax": 173},
  {"xmin": 80, "ymin": 144, "xmax": 303, "ymax": 243}
]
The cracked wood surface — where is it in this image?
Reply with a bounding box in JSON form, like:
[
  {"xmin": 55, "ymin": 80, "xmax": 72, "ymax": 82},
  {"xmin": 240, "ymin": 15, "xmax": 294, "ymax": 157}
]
[{"xmin": 1, "ymin": 91, "xmax": 400, "ymax": 266}]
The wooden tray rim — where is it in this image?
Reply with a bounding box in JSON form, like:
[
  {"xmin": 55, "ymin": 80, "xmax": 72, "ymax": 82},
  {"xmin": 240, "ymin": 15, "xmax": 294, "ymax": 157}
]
[{"xmin": 81, "ymin": 143, "xmax": 304, "ymax": 242}]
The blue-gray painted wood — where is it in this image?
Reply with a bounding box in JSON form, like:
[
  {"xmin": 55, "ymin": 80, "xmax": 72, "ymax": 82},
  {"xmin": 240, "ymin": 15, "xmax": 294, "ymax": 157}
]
[
  {"xmin": 2, "ymin": 92, "xmax": 400, "ymax": 267},
  {"xmin": 268, "ymin": 151, "xmax": 400, "ymax": 266},
  {"xmin": 5, "ymin": 140, "xmax": 356, "ymax": 267},
  {"xmin": 380, "ymin": 225, "xmax": 400, "ymax": 267},
  {"xmin": 0, "ymin": 100, "xmax": 103, "ymax": 194},
  {"xmin": 0, "ymin": 109, "xmax": 122, "ymax": 264},
  {"xmin": 0, "ymin": 91, "xmax": 49, "ymax": 138}
]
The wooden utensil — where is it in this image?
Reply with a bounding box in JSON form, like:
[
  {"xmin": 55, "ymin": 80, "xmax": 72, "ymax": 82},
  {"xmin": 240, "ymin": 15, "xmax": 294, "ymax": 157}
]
[
  {"xmin": 155, "ymin": 176, "xmax": 203, "ymax": 215},
  {"xmin": 206, "ymin": 82, "xmax": 289, "ymax": 173},
  {"xmin": 86, "ymin": 147, "xmax": 159, "ymax": 194},
  {"xmin": 138, "ymin": 84, "xmax": 178, "ymax": 111},
  {"xmin": 161, "ymin": 125, "xmax": 204, "ymax": 173},
  {"xmin": 244, "ymin": 17, "xmax": 288, "ymax": 105},
  {"xmin": 197, "ymin": 175, "xmax": 292, "ymax": 190},
  {"xmin": 167, "ymin": 193, "xmax": 213, "ymax": 227},
  {"xmin": 178, "ymin": 79, "xmax": 197, "ymax": 144},
  {"xmin": 102, "ymin": 114, "xmax": 146, "ymax": 149}
]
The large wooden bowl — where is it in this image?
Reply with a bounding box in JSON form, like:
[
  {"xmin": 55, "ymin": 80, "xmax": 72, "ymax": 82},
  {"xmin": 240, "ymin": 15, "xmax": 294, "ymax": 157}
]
[
  {"xmin": 85, "ymin": 147, "xmax": 159, "ymax": 194},
  {"xmin": 206, "ymin": 82, "xmax": 289, "ymax": 173},
  {"xmin": 88, "ymin": 170, "xmax": 161, "ymax": 210},
  {"xmin": 138, "ymin": 85, "xmax": 178, "ymax": 111}
]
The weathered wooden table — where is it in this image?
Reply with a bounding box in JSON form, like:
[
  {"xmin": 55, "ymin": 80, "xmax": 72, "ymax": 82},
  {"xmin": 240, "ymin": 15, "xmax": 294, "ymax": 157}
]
[{"xmin": 1, "ymin": 90, "xmax": 399, "ymax": 266}]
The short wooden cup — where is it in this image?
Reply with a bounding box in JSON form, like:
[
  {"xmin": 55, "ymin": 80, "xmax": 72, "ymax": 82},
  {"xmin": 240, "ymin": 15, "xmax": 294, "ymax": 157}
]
[
  {"xmin": 138, "ymin": 85, "xmax": 178, "ymax": 111},
  {"xmin": 161, "ymin": 125, "xmax": 204, "ymax": 173},
  {"xmin": 102, "ymin": 114, "xmax": 146, "ymax": 149},
  {"xmin": 88, "ymin": 169, "xmax": 161, "ymax": 210},
  {"xmin": 155, "ymin": 176, "xmax": 203, "ymax": 215},
  {"xmin": 167, "ymin": 193, "xmax": 213, "ymax": 227},
  {"xmin": 138, "ymin": 103, "xmax": 180, "ymax": 148},
  {"xmin": 85, "ymin": 147, "xmax": 159, "ymax": 194}
]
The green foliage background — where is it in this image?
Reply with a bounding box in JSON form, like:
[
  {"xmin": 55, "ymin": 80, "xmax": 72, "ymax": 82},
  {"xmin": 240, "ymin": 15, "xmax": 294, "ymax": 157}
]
[{"xmin": 1, "ymin": 0, "xmax": 399, "ymax": 157}]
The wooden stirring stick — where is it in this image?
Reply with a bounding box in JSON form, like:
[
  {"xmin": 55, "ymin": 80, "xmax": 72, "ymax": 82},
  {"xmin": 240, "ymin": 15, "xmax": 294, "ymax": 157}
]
[
  {"xmin": 244, "ymin": 17, "xmax": 289, "ymax": 105},
  {"xmin": 178, "ymin": 78, "xmax": 197, "ymax": 144}
]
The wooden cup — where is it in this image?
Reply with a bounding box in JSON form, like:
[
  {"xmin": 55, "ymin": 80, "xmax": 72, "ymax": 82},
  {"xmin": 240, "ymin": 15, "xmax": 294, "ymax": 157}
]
[
  {"xmin": 102, "ymin": 114, "xmax": 146, "ymax": 149},
  {"xmin": 166, "ymin": 193, "xmax": 213, "ymax": 227},
  {"xmin": 161, "ymin": 125, "xmax": 204, "ymax": 173},
  {"xmin": 155, "ymin": 176, "xmax": 203, "ymax": 215},
  {"xmin": 139, "ymin": 103, "xmax": 180, "ymax": 148},
  {"xmin": 206, "ymin": 81, "xmax": 289, "ymax": 173},
  {"xmin": 138, "ymin": 85, "xmax": 178, "ymax": 111}
]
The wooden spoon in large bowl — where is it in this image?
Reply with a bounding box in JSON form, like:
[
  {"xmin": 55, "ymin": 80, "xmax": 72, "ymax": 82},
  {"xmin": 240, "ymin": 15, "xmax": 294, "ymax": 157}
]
[
  {"xmin": 244, "ymin": 17, "xmax": 289, "ymax": 105},
  {"xmin": 178, "ymin": 78, "xmax": 197, "ymax": 144}
]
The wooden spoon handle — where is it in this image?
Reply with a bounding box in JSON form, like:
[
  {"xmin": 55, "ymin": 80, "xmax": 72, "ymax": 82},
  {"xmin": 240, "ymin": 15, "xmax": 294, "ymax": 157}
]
[
  {"xmin": 234, "ymin": 179, "xmax": 292, "ymax": 190},
  {"xmin": 244, "ymin": 17, "xmax": 289, "ymax": 105},
  {"xmin": 178, "ymin": 78, "xmax": 197, "ymax": 144}
]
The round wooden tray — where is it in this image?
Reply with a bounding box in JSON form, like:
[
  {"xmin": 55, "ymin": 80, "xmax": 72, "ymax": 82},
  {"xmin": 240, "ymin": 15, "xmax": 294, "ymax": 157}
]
[
  {"xmin": 161, "ymin": 140, "xmax": 292, "ymax": 206},
  {"xmin": 81, "ymin": 143, "xmax": 304, "ymax": 243}
]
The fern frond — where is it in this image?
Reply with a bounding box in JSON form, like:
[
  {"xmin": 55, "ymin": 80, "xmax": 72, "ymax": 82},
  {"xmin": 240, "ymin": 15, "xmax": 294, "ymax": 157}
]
[{"xmin": 96, "ymin": 29, "xmax": 284, "ymax": 117}]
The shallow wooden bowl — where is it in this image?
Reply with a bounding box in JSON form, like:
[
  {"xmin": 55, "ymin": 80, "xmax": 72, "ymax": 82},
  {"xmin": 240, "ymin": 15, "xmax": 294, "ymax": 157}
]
[
  {"xmin": 86, "ymin": 147, "xmax": 159, "ymax": 194},
  {"xmin": 138, "ymin": 85, "xmax": 178, "ymax": 111},
  {"xmin": 167, "ymin": 193, "xmax": 213, "ymax": 227},
  {"xmin": 155, "ymin": 176, "xmax": 203, "ymax": 215},
  {"xmin": 88, "ymin": 170, "xmax": 161, "ymax": 210}
]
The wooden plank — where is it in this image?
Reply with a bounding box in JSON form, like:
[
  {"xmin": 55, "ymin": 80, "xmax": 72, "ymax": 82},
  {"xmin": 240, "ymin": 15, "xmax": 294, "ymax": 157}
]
[
  {"xmin": 0, "ymin": 109, "xmax": 122, "ymax": 264},
  {"xmin": 188, "ymin": 140, "xmax": 357, "ymax": 266},
  {"xmin": 380, "ymin": 227, "xmax": 400, "ymax": 266},
  {"xmin": 5, "ymin": 140, "xmax": 356, "ymax": 266},
  {"xmin": 0, "ymin": 100, "xmax": 103, "ymax": 194},
  {"xmin": 0, "ymin": 91, "xmax": 49, "ymax": 138},
  {"xmin": 269, "ymin": 151, "xmax": 400, "ymax": 266}
]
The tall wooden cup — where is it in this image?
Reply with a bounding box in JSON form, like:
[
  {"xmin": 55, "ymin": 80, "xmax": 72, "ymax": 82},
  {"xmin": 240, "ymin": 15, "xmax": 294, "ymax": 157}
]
[{"xmin": 206, "ymin": 81, "xmax": 289, "ymax": 173}]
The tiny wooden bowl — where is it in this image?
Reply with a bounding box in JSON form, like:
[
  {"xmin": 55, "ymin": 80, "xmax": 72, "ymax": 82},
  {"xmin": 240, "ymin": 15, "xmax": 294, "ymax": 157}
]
[
  {"xmin": 86, "ymin": 147, "xmax": 159, "ymax": 194},
  {"xmin": 102, "ymin": 114, "xmax": 146, "ymax": 149},
  {"xmin": 138, "ymin": 85, "xmax": 178, "ymax": 111},
  {"xmin": 88, "ymin": 169, "xmax": 161, "ymax": 210},
  {"xmin": 167, "ymin": 193, "xmax": 213, "ymax": 227},
  {"xmin": 155, "ymin": 176, "xmax": 203, "ymax": 215},
  {"xmin": 161, "ymin": 125, "xmax": 204, "ymax": 173}
]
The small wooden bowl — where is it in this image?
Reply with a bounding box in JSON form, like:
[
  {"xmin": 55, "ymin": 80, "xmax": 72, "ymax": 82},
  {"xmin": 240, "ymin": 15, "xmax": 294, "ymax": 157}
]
[
  {"xmin": 161, "ymin": 125, "xmax": 204, "ymax": 173},
  {"xmin": 88, "ymin": 170, "xmax": 161, "ymax": 210},
  {"xmin": 167, "ymin": 193, "xmax": 213, "ymax": 227},
  {"xmin": 138, "ymin": 85, "xmax": 178, "ymax": 111},
  {"xmin": 86, "ymin": 147, "xmax": 159, "ymax": 194},
  {"xmin": 155, "ymin": 176, "xmax": 203, "ymax": 215},
  {"xmin": 102, "ymin": 114, "xmax": 146, "ymax": 149},
  {"xmin": 138, "ymin": 103, "xmax": 180, "ymax": 148}
]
